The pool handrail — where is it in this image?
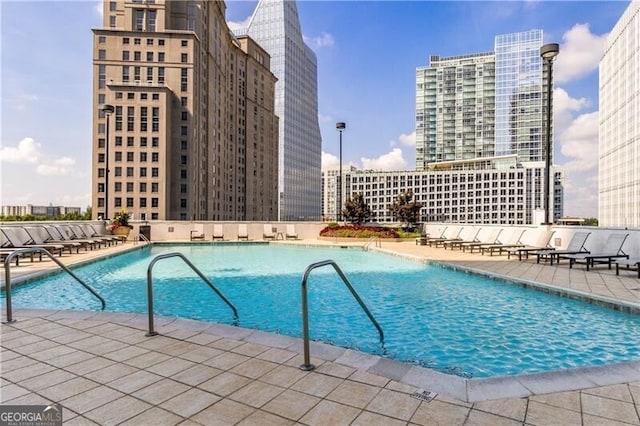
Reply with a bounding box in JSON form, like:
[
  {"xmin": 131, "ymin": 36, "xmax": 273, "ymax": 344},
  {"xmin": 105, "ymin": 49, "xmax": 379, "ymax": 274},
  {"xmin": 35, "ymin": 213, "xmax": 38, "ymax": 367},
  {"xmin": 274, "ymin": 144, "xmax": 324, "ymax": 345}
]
[
  {"xmin": 299, "ymin": 259, "xmax": 384, "ymax": 371},
  {"xmin": 145, "ymin": 252, "xmax": 239, "ymax": 336},
  {"xmin": 3, "ymin": 247, "xmax": 106, "ymax": 323},
  {"xmin": 137, "ymin": 232, "xmax": 151, "ymax": 246}
]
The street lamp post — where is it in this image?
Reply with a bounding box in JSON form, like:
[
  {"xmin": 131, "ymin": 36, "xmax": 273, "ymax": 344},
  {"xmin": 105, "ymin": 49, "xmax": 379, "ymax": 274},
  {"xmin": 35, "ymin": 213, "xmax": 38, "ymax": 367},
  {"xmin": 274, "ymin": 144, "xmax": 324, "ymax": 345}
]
[
  {"xmin": 101, "ymin": 104, "xmax": 115, "ymax": 221},
  {"xmin": 540, "ymin": 43, "xmax": 559, "ymax": 225},
  {"xmin": 336, "ymin": 122, "xmax": 346, "ymax": 221}
]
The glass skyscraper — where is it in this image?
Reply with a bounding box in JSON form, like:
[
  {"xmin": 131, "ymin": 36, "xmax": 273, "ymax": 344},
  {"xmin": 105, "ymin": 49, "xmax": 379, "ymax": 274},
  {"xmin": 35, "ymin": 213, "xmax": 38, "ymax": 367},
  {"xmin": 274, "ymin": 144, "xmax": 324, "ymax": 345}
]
[
  {"xmin": 494, "ymin": 30, "xmax": 545, "ymax": 162},
  {"xmin": 416, "ymin": 30, "xmax": 546, "ymax": 168},
  {"xmin": 236, "ymin": 0, "xmax": 322, "ymax": 221}
]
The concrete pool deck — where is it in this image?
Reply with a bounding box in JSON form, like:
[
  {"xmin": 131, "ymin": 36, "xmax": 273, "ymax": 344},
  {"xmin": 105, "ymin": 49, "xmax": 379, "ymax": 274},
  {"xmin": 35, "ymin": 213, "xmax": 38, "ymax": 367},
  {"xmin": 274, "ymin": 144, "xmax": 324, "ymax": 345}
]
[{"xmin": 3, "ymin": 239, "xmax": 640, "ymax": 424}]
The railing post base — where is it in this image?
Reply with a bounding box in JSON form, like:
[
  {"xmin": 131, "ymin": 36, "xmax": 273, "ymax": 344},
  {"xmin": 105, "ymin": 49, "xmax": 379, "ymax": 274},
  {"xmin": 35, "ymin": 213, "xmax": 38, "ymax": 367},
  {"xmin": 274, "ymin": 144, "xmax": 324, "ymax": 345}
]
[
  {"xmin": 3, "ymin": 319, "xmax": 17, "ymax": 324},
  {"xmin": 299, "ymin": 363, "xmax": 315, "ymax": 371},
  {"xmin": 145, "ymin": 331, "xmax": 158, "ymax": 337}
]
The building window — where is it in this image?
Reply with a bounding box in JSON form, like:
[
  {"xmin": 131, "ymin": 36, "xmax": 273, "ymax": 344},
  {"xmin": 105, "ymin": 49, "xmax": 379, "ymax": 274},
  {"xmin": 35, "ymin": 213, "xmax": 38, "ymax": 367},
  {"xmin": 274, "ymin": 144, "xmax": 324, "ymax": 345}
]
[
  {"xmin": 134, "ymin": 38, "xmax": 141, "ymax": 45},
  {"xmin": 158, "ymin": 52, "xmax": 165, "ymax": 62},
  {"xmin": 140, "ymin": 106, "xmax": 147, "ymax": 131},
  {"xmin": 151, "ymin": 198, "xmax": 159, "ymax": 207},
  {"xmin": 181, "ymin": 126, "xmax": 187, "ymax": 136},
  {"xmin": 98, "ymin": 49, "xmax": 106, "ymax": 60},
  {"xmin": 123, "ymin": 37, "xmax": 129, "ymax": 44},
  {"xmin": 126, "ymin": 167, "xmax": 134, "ymax": 177},
  {"xmin": 98, "ymin": 36, "xmax": 106, "ymax": 43},
  {"xmin": 127, "ymin": 136, "xmax": 134, "ymax": 147},
  {"xmin": 109, "ymin": 15, "xmax": 116, "ymax": 27},
  {"xmin": 109, "ymin": 1, "xmax": 116, "ymax": 11},
  {"xmin": 181, "ymin": 140, "xmax": 187, "ymax": 150},
  {"xmin": 151, "ymin": 153, "xmax": 159, "ymax": 162},
  {"xmin": 158, "ymin": 39, "xmax": 164, "ymax": 46},
  {"xmin": 152, "ymin": 137, "xmax": 159, "ymax": 147},
  {"xmin": 151, "ymin": 168, "xmax": 159, "ymax": 177},
  {"xmin": 115, "ymin": 197, "xmax": 122, "ymax": 207},
  {"xmin": 127, "ymin": 152, "xmax": 134, "ymax": 162},
  {"xmin": 180, "ymin": 155, "xmax": 187, "ymax": 165},
  {"xmin": 181, "ymin": 111, "xmax": 188, "ymax": 121},
  {"xmin": 98, "ymin": 138, "xmax": 105, "ymax": 149},
  {"xmin": 126, "ymin": 182, "xmax": 134, "ymax": 192},
  {"xmin": 146, "ymin": 39, "xmax": 153, "ymax": 46},
  {"xmin": 140, "ymin": 198, "xmax": 147, "ymax": 207},
  {"xmin": 151, "ymin": 213, "xmax": 158, "ymax": 220},
  {"xmin": 180, "ymin": 199, "xmax": 187, "ymax": 208},
  {"xmin": 98, "ymin": 153, "xmax": 105, "ymax": 163},
  {"xmin": 127, "ymin": 198, "xmax": 134, "ymax": 208},
  {"xmin": 146, "ymin": 51, "xmax": 153, "ymax": 61},
  {"xmin": 140, "ymin": 152, "xmax": 147, "ymax": 162},
  {"xmin": 158, "ymin": 67, "xmax": 164, "ymax": 84},
  {"xmin": 140, "ymin": 182, "xmax": 147, "ymax": 192},
  {"xmin": 127, "ymin": 106, "xmax": 135, "ymax": 131},
  {"xmin": 140, "ymin": 137, "xmax": 147, "ymax": 147},
  {"xmin": 180, "ymin": 169, "xmax": 187, "ymax": 179},
  {"xmin": 152, "ymin": 93, "xmax": 159, "ymax": 100},
  {"xmin": 115, "ymin": 167, "xmax": 122, "ymax": 176},
  {"xmin": 127, "ymin": 92, "xmax": 135, "ymax": 100},
  {"xmin": 98, "ymin": 168, "xmax": 105, "ymax": 177},
  {"xmin": 140, "ymin": 167, "xmax": 147, "ymax": 177},
  {"xmin": 115, "ymin": 152, "xmax": 122, "ymax": 162},
  {"xmin": 180, "ymin": 184, "xmax": 187, "ymax": 193},
  {"xmin": 134, "ymin": 51, "xmax": 141, "ymax": 61},
  {"xmin": 122, "ymin": 65, "xmax": 129, "ymax": 82},
  {"xmin": 135, "ymin": 9, "xmax": 144, "ymax": 30},
  {"xmin": 181, "ymin": 68, "xmax": 188, "ymax": 91},
  {"xmin": 122, "ymin": 51, "xmax": 129, "ymax": 61},
  {"xmin": 146, "ymin": 67, "xmax": 153, "ymax": 82},
  {"xmin": 151, "ymin": 183, "xmax": 158, "ymax": 192},
  {"xmin": 181, "ymin": 40, "xmax": 188, "ymax": 47},
  {"xmin": 98, "ymin": 65, "xmax": 106, "ymax": 89},
  {"xmin": 152, "ymin": 107, "xmax": 159, "ymax": 132},
  {"xmin": 181, "ymin": 53, "xmax": 188, "ymax": 63}
]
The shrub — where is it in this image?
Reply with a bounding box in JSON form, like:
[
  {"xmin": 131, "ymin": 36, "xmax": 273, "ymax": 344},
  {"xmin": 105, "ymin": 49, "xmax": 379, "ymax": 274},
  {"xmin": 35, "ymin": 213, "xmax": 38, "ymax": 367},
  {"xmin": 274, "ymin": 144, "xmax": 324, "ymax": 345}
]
[{"xmin": 319, "ymin": 224, "xmax": 400, "ymax": 239}]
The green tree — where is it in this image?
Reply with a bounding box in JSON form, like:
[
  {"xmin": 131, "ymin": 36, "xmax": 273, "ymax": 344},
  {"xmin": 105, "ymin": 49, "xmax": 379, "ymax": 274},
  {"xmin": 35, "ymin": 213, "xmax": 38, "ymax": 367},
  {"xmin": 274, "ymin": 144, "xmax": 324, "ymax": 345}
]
[
  {"xmin": 342, "ymin": 193, "xmax": 373, "ymax": 224},
  {"xmin": 388, "ymin": 190, "xmax": 422, "ymax": 230},
  {"xmin": 583, "ymin": 217, "xmax": 598, "ymax": 226}
]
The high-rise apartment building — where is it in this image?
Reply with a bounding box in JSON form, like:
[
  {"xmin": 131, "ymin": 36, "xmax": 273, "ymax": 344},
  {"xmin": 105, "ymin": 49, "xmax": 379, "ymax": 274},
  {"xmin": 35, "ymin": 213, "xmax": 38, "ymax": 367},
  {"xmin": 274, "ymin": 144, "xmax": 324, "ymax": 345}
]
[
  {"xmin": 413, "ymin": 30, "xmax": 562, "ymax": 223},
  {"xmin": 416, "ymin": 30, "xmax": 547, "ymax": 168},
  {"xmin": 323, "ymin": 159, "xmax": 563, "ymax": 225},
  {"xmin": 236, "ymin": 0, "xmax": 323, "ymax": 221},
  {"xmin": 92, "ymin": 0, "xmax": 278, "ymax": 221},
  {"xmin": 599, "ymin": 0, "xmax": 640, "ymax": 228}
]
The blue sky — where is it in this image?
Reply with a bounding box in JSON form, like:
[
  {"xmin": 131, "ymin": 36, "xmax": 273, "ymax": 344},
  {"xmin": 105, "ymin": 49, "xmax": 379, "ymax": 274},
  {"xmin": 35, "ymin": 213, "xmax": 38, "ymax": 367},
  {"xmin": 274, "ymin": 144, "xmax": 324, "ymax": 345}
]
[{"xmin": 0, "ymin": 1, "xmax": 631, "ymax": 218}]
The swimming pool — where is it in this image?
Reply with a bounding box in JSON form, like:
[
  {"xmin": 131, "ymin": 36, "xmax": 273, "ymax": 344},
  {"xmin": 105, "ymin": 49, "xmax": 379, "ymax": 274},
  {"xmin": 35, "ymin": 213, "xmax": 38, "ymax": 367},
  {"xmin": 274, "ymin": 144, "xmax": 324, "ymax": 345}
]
[{"xmin": 5, "ymin": 243, "xmax": 640, "ymax": 378}]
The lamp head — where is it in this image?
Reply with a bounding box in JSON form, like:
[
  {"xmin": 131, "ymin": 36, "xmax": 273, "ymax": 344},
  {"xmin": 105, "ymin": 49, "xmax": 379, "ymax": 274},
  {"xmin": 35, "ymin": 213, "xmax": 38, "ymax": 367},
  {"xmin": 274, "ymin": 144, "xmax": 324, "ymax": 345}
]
[
  {"xmin": 101, "ymin": 104, "xmax": 115, "ymax": 115},
  {"xmin": 540, "ymin": 43, "xmax": 559, "ymax": 60},
  {"xmin": 336, "ymin": 122, "xmax": 346, "ymax": 130}
]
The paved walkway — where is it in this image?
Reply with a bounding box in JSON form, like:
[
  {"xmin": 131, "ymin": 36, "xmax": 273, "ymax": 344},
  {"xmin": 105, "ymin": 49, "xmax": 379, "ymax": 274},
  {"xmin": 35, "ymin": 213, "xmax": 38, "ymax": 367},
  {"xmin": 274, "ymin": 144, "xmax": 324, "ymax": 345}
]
[{"xmin": 3, "ymin": 239, "xmax": 640, "ymax": 424}]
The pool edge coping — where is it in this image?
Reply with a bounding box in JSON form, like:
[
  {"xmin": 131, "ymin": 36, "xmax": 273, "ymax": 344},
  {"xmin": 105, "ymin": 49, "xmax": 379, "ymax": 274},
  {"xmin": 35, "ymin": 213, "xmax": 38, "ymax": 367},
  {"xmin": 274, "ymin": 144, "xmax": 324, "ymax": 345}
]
[{"xmin": 9, "ymin": 307, "xmax": 640, "ymax": 403}]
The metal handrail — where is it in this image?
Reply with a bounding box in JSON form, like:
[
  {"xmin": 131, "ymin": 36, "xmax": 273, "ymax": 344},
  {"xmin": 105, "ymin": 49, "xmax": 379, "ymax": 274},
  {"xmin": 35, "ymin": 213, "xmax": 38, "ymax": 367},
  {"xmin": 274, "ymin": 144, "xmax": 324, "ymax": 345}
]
[
  {"xmin": 3, "ymin": 248, "xmax": 106, "ymax": 323},
  {"xmin": 299, "ymin": 259, "xmax": 384, "ymax": 371},
  {"xmin": 145, "ymin": 252, "xmax": 238, "ymax": 336},
  {"xmin": 137, "ymin": 232, "xmax": 151, "ymax": 246},
  {"xmin": 364, "ymin": 236, "xmax": 381, "ymax": 250}
]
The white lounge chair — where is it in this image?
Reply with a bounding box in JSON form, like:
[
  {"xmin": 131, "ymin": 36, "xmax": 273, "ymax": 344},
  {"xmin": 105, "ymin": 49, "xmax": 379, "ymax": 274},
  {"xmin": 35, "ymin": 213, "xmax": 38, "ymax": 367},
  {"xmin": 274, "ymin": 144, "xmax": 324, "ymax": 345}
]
[
  {"xmin": 263, "ymin": 224, "xmax": 276, "ymax": 240},
  {"xmin": 285, "ymin": 224, "xmax": 298, "ymax": 240},
  {"xmin": 212, "ymin": 224, "xmax": 224, "ymax": 241},
  {"xmin": 238, "ymin": 224, "xmax": 249, "ymax": 240}
]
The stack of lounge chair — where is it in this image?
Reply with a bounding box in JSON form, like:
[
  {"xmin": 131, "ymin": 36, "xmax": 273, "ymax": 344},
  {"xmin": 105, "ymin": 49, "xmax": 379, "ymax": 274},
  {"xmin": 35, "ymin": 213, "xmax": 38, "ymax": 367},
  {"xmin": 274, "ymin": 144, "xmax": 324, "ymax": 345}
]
[
  {"xmin": 535, "ymin": 232, "xmax": 591, "ymax": 265},
  {"xmin": 562, "ymin": 233, "xmax": 629, "ymax": 271}
]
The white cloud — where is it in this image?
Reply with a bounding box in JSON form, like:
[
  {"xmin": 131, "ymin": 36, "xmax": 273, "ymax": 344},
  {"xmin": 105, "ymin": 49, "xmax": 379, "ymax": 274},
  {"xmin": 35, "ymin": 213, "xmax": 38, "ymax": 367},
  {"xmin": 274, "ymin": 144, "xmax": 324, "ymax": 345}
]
[
  {"xmin": 0, "ymin": 137, "xmax": 42, "ymax": 164},
  {"xmin": 322, "ymin": 151, "xmax": 339, "ymax": 169},
  {"xmin": 553, "ymin": 87, "xmax": 590, "ymax": 134},
  {"xmin": 226, "ymin": 16, "xmax": 251, "ymax": 32},
  {"xmin": 95, "ymin": 1, "xmax": 103, "ymax": 18},
  {"xmin": 318, "ymin": 113, "xmax": 332, "ymax": 124},
  {"xmin": 558, "ymin": 111, "xmax": 599, "ymax": 173},
  {"xmin": 555, "ymin": 23, "xmax": 607, "ymax": 84},
  {"xmin": 0, "ymin": 137, "xmax": 80, "ymax": 176},
  {"xmin": 304, "ymin": 32, "xmax": 335, "ymax": 49},
  {"xmin": 361, "ymin": 148, "xmax": 408, "ymax": 171},
  {"xmin": 398, "ymin": 131, "xmax": 415, "ymax": 147}
]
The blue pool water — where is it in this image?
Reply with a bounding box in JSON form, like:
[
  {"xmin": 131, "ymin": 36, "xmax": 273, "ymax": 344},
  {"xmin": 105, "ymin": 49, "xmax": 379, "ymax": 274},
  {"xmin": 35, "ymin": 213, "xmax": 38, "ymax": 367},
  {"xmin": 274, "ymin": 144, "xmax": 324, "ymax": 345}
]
[{"xmin": 4, "ymin": 244, "xmax": 640, "ymax": 378}]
